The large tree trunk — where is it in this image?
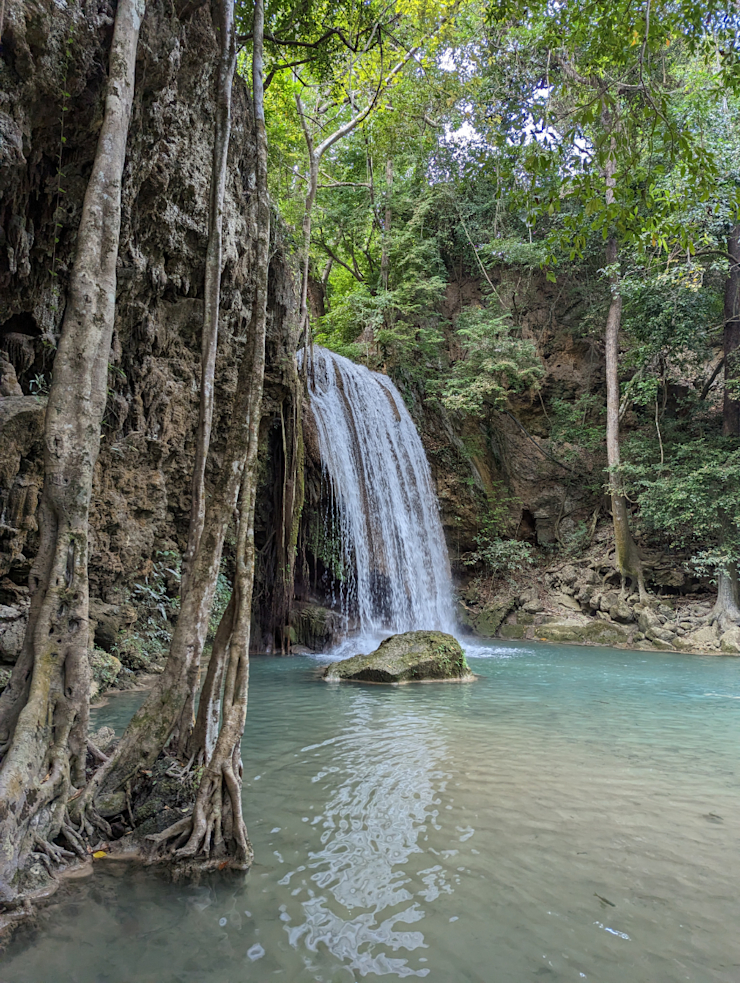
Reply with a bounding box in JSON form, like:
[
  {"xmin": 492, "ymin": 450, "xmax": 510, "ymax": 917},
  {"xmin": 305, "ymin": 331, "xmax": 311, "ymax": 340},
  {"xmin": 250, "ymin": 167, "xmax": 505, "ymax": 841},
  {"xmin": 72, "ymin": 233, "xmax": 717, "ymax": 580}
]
[
  {"xmin": 604, "ymin": 235, "xmax": 646, "ymax": 600},
  {"xmin": 711, "ymin": 565, "xmax": 740, "ymax": 628},
  {"xmin": 0, "ymin": 0, "xmax": 146, "ymax": 909},
  {"xmin": 83, "ymin": 1, "xmax": 271, "ymax": 867},
  {"xmin": 176, "ymin": 0, "xmax": 237, "ymax": 753},
  {"xmin": 723, "ymin": 224, "xmax": 740, "ymax": 437},
  {"xmin": 145, "ymin": 0, "xmax": 270, "ymax": 868}
]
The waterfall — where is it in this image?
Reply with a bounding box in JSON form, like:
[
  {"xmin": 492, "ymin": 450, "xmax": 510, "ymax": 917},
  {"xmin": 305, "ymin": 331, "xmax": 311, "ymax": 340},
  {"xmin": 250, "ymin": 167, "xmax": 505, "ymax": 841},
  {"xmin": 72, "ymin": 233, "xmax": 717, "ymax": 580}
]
[{"xmin": 305, "ymin": 346, "xmax": 455, "ymax": 652}]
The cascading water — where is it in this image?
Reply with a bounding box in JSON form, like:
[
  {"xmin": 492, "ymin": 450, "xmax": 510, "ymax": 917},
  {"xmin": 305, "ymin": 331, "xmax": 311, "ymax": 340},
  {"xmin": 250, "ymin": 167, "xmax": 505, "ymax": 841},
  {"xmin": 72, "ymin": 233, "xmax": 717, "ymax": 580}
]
[{"xmin": 304, "ymin": 346, "xmax": 455, "ymax": 652}]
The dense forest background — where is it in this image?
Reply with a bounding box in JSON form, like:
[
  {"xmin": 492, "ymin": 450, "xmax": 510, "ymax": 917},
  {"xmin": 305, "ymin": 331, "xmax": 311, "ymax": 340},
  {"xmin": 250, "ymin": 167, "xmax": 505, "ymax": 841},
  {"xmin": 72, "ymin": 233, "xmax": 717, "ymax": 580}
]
[{"xmin": 0, "ymin": 0, "xmax": 739, "ymax": 918}]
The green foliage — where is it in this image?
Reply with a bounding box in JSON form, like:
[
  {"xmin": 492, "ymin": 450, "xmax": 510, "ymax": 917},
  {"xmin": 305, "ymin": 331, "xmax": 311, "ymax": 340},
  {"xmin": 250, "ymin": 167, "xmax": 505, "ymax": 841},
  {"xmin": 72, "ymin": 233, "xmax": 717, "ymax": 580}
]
[
  {"xmin": 119, "ymin": 551, "xmax": 181, "ymax": 664},
  {"xmin": 441, "ymin": 305, "xmax": 543, "ymax": 413},
  {"xmin": 549, "ymin": 394, "xmax": 605, "ymax": 454},
  {"xmin": 29, "ymin": 374, "xmax": 51, "ymax": 399},
  {"xmin": 623, "ymin": 435, "xmax": 740, "ymax": 576},
  {"xmin": 90, "ymin": 648, "xmax": 122, "ymax": 692},
  {"xmin": 462, "ymin": 536, "xmax": 534, "ymax": 577},
  {"xmin": 621, "ymin": 263, "xmax": 723, "ymax": 372}
]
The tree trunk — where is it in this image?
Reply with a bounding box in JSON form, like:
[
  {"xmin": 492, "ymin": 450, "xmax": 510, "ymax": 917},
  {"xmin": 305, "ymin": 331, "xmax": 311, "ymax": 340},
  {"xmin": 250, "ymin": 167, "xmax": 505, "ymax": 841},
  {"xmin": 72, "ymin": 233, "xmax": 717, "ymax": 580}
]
[
  {"xmin": 723, "ymin": 224, "xmax": 740, "ymax": 436},
  {"xmin": 711, "ymin": 565, "xmax": 740, "ymax": 628},
  {"xmin": 84, "ymin": 0, "xmax": 270, "ymax": 843},
  {"xmin": 295, "ymin": 93, "xmax": 318, "ymax": 379},
  {"xmin": 707, "ymin": 227, "xmax": 740, "ymax": 625},
  {"xmin": 381, "ymin": 156, "xmax": 392, "ymax": 293},
  {"xmin": 144, "ymin": 0, "xmax": 270, "ymax": 868},
  {"xmin": 601, "ymin": 115, "xmax": 645, "ymax": 601},
  {"xmin": 182, "ymin": 0, "xmax": 237, "ymax": 583},
  {"xmin": 0, "ymin": 0, "xmax": 146, "ymax": 908},
  {"xmin": 176, "ymin": 0, "xmax": 237, "ymax": 753},
  {"xmin": 85, "ymin": 246, "xmax": 268, "ymax": 804},
  {"xmin": 605, "ymin": 235, "xmax": 646, "ymax": 600}
]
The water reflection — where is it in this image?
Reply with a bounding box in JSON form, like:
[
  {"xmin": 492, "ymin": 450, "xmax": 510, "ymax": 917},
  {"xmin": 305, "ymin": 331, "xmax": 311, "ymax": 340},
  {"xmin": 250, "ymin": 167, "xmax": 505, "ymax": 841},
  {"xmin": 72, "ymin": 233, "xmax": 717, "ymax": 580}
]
[{"xmin": 282, "ymin": 693, "xmax": 451, "ymax": 977}]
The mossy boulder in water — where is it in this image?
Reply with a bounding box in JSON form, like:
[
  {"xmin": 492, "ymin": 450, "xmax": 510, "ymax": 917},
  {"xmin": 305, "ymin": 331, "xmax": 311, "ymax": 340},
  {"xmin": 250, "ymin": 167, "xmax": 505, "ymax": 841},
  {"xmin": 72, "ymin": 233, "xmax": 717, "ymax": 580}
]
[{"xmin": 323, "ymin": 630, "xmax": 472, "ymax": 683}]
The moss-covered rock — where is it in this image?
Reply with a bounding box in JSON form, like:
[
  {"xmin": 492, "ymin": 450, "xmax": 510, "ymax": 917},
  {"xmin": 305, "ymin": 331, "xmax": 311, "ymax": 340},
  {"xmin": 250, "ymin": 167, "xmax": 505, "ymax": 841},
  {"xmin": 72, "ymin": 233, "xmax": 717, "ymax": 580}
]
[
  {"xmin": 89, "ymin": 648, "xmax": 122, "ymax": 699},
  {"xmin": 291, "ymin": 603, "xmax": 345, "ymax": 651},
  {"xmin": 458, "ymin": 598, "xmax": 515, "ymax": 638},
  {"xmin": 535, "ymin": 619, "xmax": 631, "ymax": 646},
  {"xmin": 324, "ymin": 630, "xmax": 472, "ymax": 683},
  {"xmin": 114, "ymin": 633, "xmax": 164, "ymax": 672},
  {"xmin": 719, "ymin": 627, "xmax": 740, "ymax": 654},
  {"xmin": 129, "ymin": 755, "xmax": 199, "ymax": 836}
]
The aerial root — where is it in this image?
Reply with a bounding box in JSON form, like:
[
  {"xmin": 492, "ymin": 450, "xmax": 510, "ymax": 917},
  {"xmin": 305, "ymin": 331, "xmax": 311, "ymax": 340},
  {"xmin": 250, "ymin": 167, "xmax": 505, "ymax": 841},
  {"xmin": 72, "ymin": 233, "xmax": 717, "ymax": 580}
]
[
  {"xmin": 32, "ymin": 833, "xmax": 75, "ymax": 865},
  {"xmin": 145, "ymin": 816, "xmax": 192, "ymax": 848},
  {"xmin": 87, "ymin": 740, "xmax": 109, "ymax": 763},
  {"xmin": 165, "ymin": 754, "xmax": 195, "ymax": 780},
  {"xmin": 90, "ymin": 809, "xmax": 113, "ymax": 839},
  {"xmin": 60, "ymin": 820, "xmax": 87, "ymax": 858}
]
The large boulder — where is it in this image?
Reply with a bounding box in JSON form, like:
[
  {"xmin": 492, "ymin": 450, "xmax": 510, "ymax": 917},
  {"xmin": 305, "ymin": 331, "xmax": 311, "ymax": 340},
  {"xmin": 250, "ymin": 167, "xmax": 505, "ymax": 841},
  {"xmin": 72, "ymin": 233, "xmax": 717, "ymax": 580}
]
[
  {"xmin": 719, "ymin": 627, "xmax": 740, "ymax": 654},
  {"xmin": 324, "ymin": 630, "xmax": 472, "ymax": 683},
  {"xmin": 678, "ymin": 625, "xmax": 720, "ymax": 652}
]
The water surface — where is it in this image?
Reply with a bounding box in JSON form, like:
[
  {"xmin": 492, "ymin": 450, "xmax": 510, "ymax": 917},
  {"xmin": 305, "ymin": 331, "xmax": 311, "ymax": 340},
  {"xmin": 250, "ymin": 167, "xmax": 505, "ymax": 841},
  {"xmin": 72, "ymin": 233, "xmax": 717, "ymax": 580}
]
[{"xmin": 4, "ymin": 642, "xmax": 740, "ymax": 982}]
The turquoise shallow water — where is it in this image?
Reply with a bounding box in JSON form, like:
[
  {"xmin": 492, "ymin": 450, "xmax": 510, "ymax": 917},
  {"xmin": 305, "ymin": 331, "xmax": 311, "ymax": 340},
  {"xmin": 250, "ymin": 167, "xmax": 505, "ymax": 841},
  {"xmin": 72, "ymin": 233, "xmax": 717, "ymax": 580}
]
[{"xmin": 3, "ymin": 641, "xmax": 740, "ymax": 982}]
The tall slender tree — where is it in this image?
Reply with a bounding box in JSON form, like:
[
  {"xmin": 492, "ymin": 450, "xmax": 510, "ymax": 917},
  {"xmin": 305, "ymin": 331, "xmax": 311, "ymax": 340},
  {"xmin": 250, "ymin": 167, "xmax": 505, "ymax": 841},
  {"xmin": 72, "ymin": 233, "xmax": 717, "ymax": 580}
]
[
  {"xmin": 0, "ymin": 0, "xmax": 147, "ymax": 907},
  {"xmin": 83, "ymin": 0, "xmax": 272, "ymax": 870},
  {"xmin": 176, "ymin": 0, "xmax": 238, "ymax": 753},
  {"xmin": 482, "ymin": 0, "xmax": 738, "ymax": 595}
]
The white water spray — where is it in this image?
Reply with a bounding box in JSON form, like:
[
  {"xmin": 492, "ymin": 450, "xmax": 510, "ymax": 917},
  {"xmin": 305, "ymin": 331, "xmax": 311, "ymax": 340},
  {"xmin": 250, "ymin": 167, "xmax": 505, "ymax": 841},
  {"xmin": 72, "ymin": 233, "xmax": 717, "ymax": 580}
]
[{"xmin": 304, "ymin": 346, "xmax": 455, "ymax": 653}]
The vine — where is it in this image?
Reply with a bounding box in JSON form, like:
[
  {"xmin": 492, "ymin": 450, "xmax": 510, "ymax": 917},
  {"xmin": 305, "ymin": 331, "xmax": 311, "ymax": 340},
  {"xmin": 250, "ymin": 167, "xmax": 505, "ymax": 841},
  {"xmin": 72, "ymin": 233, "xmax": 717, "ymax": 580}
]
[{"xmin": 50, "ymin": 12, "xmax": 76, "ymax": 282}]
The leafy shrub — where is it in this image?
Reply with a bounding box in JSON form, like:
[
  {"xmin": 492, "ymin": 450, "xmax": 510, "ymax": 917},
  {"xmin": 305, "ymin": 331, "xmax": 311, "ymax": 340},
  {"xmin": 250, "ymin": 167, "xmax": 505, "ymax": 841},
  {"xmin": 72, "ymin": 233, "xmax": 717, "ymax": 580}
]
[
  {"xmin": 441, "ymin": 305, "xmax": 543, "ymax": 414},
  {"xmin": 462, "ymin": 536, "xmax": 534, "ymax": 577}
]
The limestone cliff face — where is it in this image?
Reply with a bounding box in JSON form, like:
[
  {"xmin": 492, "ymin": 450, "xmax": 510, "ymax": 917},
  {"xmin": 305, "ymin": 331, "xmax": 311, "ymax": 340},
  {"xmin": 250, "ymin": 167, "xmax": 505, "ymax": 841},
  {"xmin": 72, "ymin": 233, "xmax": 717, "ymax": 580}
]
[{"xmin": 0, "ymin": 3, "xmax": 299, "ymax": 639}]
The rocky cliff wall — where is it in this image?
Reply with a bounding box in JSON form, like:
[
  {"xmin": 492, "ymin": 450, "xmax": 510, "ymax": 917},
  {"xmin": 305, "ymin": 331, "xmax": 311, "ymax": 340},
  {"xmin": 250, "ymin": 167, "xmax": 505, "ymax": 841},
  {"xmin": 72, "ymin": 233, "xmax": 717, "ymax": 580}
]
[{"xmin": 0, "ymin": 1, "xmax": 299, "ymax": 665}]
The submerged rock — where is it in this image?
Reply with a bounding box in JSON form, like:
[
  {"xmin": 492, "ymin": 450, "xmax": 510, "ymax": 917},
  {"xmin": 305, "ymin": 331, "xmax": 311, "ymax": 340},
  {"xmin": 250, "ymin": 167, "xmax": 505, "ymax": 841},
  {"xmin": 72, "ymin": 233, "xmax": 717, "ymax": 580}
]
[{"xmin": 324, "ymin": 630, "xmax": 472, "ymax": 683}]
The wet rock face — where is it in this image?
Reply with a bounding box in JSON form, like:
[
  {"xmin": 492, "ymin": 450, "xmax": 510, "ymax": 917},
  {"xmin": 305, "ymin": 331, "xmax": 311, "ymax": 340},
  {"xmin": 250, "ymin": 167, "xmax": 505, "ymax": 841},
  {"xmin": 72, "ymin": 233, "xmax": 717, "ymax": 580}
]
[
  {"xmin": 324, "ymin": 631, "xmax": 472, "ymax": 683},
  {"xmin": 0, "ymin": 3, "xmax": 298, "ymax": 620},
  {"xmin": 0, "ymin": 600, "xmax": 28, "ymax": 662},
  {"xmin": 290, "ymin": 603, "xmax": 346, "ymax": 652}
]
